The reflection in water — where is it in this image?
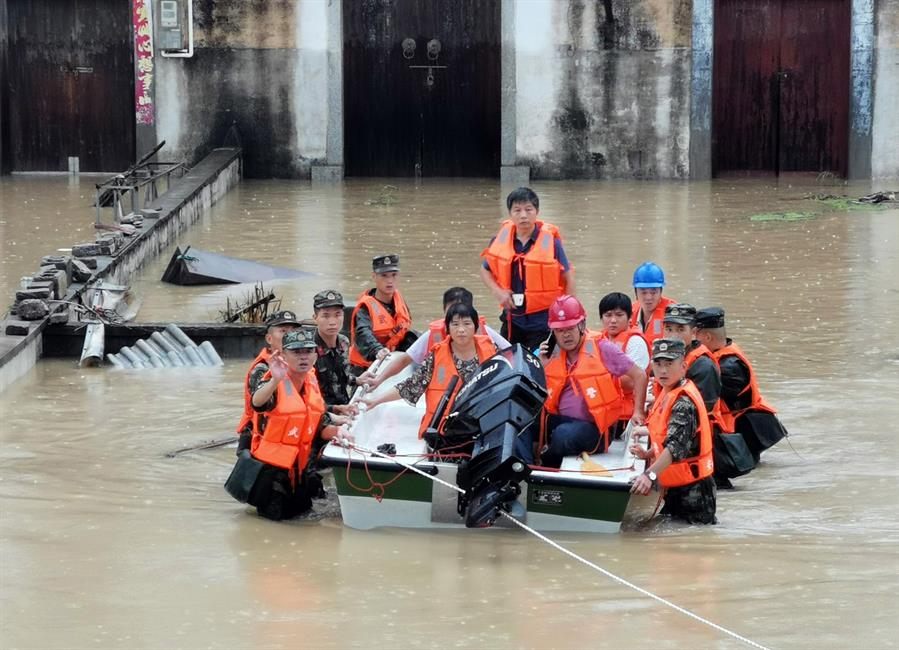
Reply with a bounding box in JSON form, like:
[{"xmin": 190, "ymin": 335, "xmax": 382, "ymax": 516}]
[{"xmin": 1, "ymin": 176, "xmax": 898, "ymax": 648}]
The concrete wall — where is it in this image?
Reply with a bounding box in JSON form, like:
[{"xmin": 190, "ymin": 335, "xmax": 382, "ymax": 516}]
[
  {"xmin": 873, "ymin": 0, "xmax": 899, "ymax": 179},
  {"xmin": 511, "ymin": 0, "xmax": 693, "ymax": 179},
  {"xmin": 155, "ymin": 0, "xmax": 340, "ymax": 178},
  {"xmin": 147, "ymin": 0, "xmax": 895, "ymax": 181}
]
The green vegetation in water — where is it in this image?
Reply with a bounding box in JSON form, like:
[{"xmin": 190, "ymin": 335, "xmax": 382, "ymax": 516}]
[
  {"xmin": 365, "ymin": 185, "xmax": 399, "ymax": 206},
  {"xmin": 749, "ymin": 211, "xmax": 817, "ymax": 222},
  {"xmin": 749, "ymin": 192, "xmax": 894, "ymax": 222}
]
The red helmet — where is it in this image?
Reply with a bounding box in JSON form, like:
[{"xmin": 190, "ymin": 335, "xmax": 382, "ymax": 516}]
[{"xmin": 548, "ymin": 295, "xmax": 586, "ymax": 329}]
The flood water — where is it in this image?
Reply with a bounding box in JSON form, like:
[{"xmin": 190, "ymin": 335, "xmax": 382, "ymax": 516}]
[{"xmin": 1, "ymin": 174, "xmax": 898, "ymax": 649}]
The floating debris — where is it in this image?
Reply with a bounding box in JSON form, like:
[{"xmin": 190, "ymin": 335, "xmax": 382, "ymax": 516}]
[
  {"xmin": 365, "ymin": 185, "xmax": 399, "ymax": 206},
  {"xmin": 219, "ymin": 282, "xmax": 281, "ymax": 324},
  {"xmin": 161, "ymin": 245, "xmax": 311, "ymax": 285}
]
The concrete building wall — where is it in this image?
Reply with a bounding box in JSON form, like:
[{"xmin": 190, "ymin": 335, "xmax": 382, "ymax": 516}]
[
  {"xmin": 873, "ymin": 0, "xmax": 899, "ymax": 179},
  {"xmin": 146, "ymin": 0, "xmax": 893, "ymax": 181},
  {"xmin": 155, "ymin": 0, "xmax": 338, "ymax": 178},
  {"xmin": 512, "ymin": 0, "xmax": 693, "ymax": 179}
]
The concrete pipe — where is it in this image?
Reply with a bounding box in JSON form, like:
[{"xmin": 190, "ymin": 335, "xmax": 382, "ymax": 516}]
[
  {"xmin": 152, "ymin": 331, "xmax": 188, "ymax": 365},
  {"xmin": 181, "ymin": 345, "xmax": 206, "ymax": 366},
  {"xmin": 106, "ymin": 353, "xmax": 128, "ymax": 369},
  {"xmin": 165, "ymin": 323, "xmax": 198, "ymax": 349},
  {"xmin": 119, "ymin": 346, "xmax": 146, "ymax": 369},
  {"xmin": 79, "ymin": 322, "xmax": 105, "ymax": 368},
  {"xmin": 143, "ymin": 337, "xmax": 170, "ymax": 364},
  {"xmin": 136, "ymin": 339, "xmax": 166, "ymax": 368},
  {"xmin": 199, "ymin": 341, "xmax": 224, "ymax": 366}
]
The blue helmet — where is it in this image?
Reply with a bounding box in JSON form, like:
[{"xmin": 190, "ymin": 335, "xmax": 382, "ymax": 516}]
[{"xmin": 633, "ymin": 262, "xmax": 665, "ymax": 288}]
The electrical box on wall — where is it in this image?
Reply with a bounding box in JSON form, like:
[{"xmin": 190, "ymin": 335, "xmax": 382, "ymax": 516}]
[{"xmin": 155, "ymin": 0, "xmax": 194, "ymax": 57}]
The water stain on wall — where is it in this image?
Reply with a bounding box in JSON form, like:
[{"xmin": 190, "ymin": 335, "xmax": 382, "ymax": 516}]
[{"xmin": 523, "ymin": 0, "xmax": 691, "ymax": 179}]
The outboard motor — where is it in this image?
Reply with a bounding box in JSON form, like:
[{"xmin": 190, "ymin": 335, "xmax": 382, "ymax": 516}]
[{"xmin": 443, "ymin": 344, "xmax": 547, "ymax": 528}]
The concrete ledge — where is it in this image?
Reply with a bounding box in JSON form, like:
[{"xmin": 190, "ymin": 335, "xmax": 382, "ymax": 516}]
[
  {"xmin": 501, "ymin": 166, "xmax": 530, "ymax": 186},
  {"xmin": 311, "ymin": 165, "xmax": 344, "ymax": 183},
  {"xmin": 43, "ymin": 321, "xmax": 265, "ymax": 360}
]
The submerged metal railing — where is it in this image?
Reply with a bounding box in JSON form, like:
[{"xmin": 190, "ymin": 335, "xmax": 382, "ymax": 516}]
[{"xmin": 94, "ymin": 141, "xmax": 188, "ymax": 225}]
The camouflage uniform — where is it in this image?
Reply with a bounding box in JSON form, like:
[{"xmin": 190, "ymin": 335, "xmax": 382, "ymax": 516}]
[
  {"xmin": 315, "ymin": 331, "xmax": 354, "ymax": 407},
  {"xmin": 659, "ymin": 387, "xmax": 718, "ymax": 525}
]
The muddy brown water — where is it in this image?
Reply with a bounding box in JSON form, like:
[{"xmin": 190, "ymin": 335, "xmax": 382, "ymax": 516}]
[{"xmin": 1, "ymin": 175, "xmax": 898, "ymax": 649}]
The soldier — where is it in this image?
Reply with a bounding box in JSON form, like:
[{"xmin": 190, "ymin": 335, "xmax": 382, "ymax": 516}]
[
  {"xmin": 660, "ymin": 303, "xmax": 721, "ymax": 412},
  {"xmin": 630, "ymin": 339, "xmax": 717, "ymax": 525},
  {"xmin": 694, "ymin": 307, "xmax": 788, "ymax": 461},
  {"xmin": 236, "ymin": 310, "xmax": 301, "ymax": 455},
  {"xmin": 311, "ymin": 290, "xmax": 357, "ymax": 410},
  {"xmin": 349, "ymin": 254, "xmax": 416, "ymax": 375},
  {"xmin": 247, "ymin": 327, "xmax": 347, "ymax": 520}
]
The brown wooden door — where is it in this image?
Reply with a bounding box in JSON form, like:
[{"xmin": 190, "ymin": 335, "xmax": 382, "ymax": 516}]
[
  {"xmin": 713, "ymin": 0, "xmax": 849, "ymax": 176},
  {"xmin": 343, "ymin": 0, "xmax": 500, "ymax": 177},
  {"xmin": 7, "ymin": 0, "xmax": 134, "ymax": 172}
]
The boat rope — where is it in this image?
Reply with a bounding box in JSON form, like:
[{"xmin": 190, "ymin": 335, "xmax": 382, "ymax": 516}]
[{"xmin": 340, "ymin": 442, "xmax": 772, "ymax": 650}]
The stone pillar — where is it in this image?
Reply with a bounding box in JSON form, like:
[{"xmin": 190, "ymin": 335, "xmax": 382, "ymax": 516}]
[
  {"xmin": 848, "ymin": 0, "xmax": 875, "ymax": 179},
  {"xmin": 500, "ymin": 0, "xmax": 529, "ymax": 185},
  {"xmin": 689, "ymin": 0, "xmax": 713, "ymax": 180},
  {"xmin": 312, "ymin": 0, "xmax": 344, "ymax": 183}
]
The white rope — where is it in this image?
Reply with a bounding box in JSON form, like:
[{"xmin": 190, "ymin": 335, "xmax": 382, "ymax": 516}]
[{"xmin": 340, "ymin": 443, "xmax": 771, "ymax": 650}]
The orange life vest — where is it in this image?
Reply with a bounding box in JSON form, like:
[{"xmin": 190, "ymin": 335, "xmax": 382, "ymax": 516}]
[
  {"xmin": 543, "ymin": 334, "xmax": 623, "ymax": 448},
  {"xmin": 419, "ymin": 335, "xmax": 497, "ymax": 437},
  {"xmin": 426, "ymin": 315, "xmax": 488, "ymax": 352},
  {"xmin": 599, "ymin": 327, "xmax": 648, "ymax": 420},
  {"xmin": 349, "ymin": 290, "xmax": 412, "ymax": 368},
  {"xmin": 646, "ymin": 380, "xmax": 714, "ymax": 488},
  {"xmin": 236, "ymin": 347, "xmax": 271, "ymax": 434},
  {"xmin": 630, "ymin": 295, "xmax": 677, "ymax": 345},
  {"xmin": 251, "ymin": 369, "xmax": 326, "ymax": 477},
  {"xmin": 710, "ymin": 341, "xmax": 777, "ymax": 431},
  {"xmin": 481, "ymin": 220, "xmax": 566, "ymax": 314}
]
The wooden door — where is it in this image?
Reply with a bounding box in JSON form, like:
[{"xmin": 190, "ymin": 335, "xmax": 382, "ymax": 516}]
[
  {"xmin": 7, "ymin": 0, "xmax": 134, "ymax": 171},
  {"xmin": 343, "ymin": 0, "xmax": 500, "ymax": 177},
  {"xmin": 713, "ymin": 0, "xmax": 849, "ymax": 176}
]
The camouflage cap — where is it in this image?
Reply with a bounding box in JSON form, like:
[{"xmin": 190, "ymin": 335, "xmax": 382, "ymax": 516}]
[
  {"xmin": 694, "ymin": 307, "xmax": 726, "ymax": 329},
  {"xmin": 663, "ymin": 303, "xmax": 697, "ymax": 325},
  {"xmin": 652, "ymin": 338, "xmax": 686, "ymax": 361},
  {"xmin": 281, "ymin": 325, "xmax": 318, "ymax": 350},
  {"xmin": 264, "ymin": 310, "xmax": 301, "ymax": 329},
  {"xmin": 372, "ymin": 253, "xmax": 400, "ymax": 274},
  {"xmin": 313, "ymin": 289, "xmax": 344, "ymax": 310}
]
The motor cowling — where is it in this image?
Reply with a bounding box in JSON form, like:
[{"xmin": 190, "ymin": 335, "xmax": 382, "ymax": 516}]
[{"xmin": 444, "ymin": 344, "xmax": 547, "ymax": 528}]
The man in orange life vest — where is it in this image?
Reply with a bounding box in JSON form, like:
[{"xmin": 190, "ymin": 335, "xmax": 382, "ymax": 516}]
[
  {"xmin": 361, "ymin": 286, "xmax": 509, "ymax": 391},
  {"xmin": 630, "ymin": 338, "xmax": 717, "ymax": 525},
  {"xmin": 694, "ymin": 307, "xmax": 788, "ymax": 462},
  {"xmin": 236, "ymin": 310, "xmax": 301, "ymax": 456},
  {"xmin": 630, "ymin": 262, "xmax": 677, "ymax": 345},
  {"xmin": 598, "ymin": 292, "xmax": 650, "ymax": 431},
  {"xmin": 349, "ymin": 254, "xmax": 416, "ymax": 375},
  {"xmin": 248, "ymin": 327, "xmax": 346, "ymax": 521},
  {"xmin": 523, "ymin": 295, "xmax": 647, "ymax": 468},
  {"xmin": 480, "ymin": 187, "xmax": 574, "ymax": 350}
]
